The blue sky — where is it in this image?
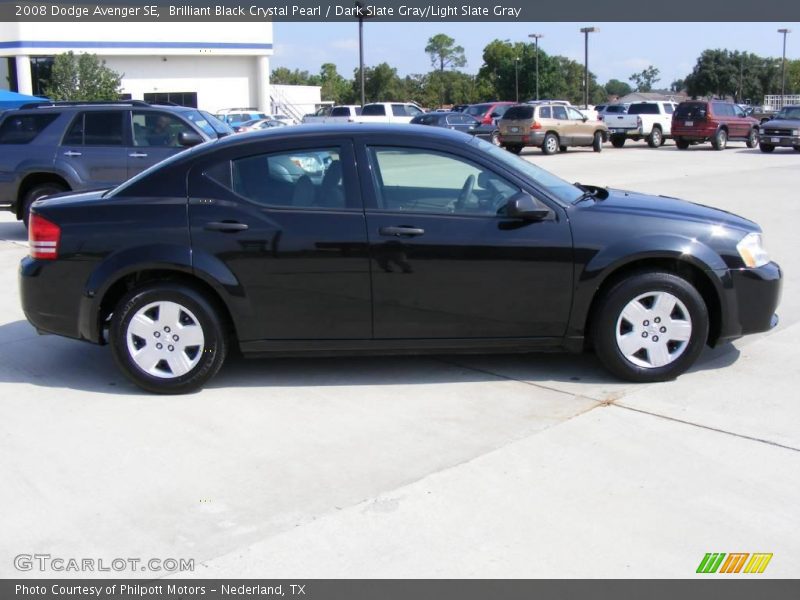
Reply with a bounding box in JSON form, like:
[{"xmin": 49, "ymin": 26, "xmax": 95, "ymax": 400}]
[{"xmin": 272, "ymin": 22, "xmax": 798, "ymax": 87}]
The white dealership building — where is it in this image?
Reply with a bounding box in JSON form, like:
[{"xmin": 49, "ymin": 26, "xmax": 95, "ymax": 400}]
[{"xmin": 0, "ymin": 21, "xmax": 312, "ymax": 115}]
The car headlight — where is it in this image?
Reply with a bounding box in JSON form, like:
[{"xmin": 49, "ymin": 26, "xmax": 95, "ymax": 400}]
[{"xmin": 736, "ymin": 232, "xmax": 770, "ymax": 268}]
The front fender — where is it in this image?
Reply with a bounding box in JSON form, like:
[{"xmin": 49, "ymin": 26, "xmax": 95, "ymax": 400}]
[{"xmin": 567, "ymin": 234, "xmax": 729, "ymax": 340}]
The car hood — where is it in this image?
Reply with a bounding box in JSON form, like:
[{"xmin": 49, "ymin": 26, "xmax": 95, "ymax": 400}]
[
  {"xmin": 762, "ymin": 118, "xmax": 800, "ymax": 128},
  {"xmin": 584, "ymin": 188, "xmax": 758, "ymax": 232}
]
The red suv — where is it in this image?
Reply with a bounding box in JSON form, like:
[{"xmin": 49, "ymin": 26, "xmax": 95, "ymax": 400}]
[
  {"xmin": 672, "ymin": 101, "xmax": 759, "ymax": 150},
  {"xmin": 463, "ymin": 101, "xmax": 515, "ymax": 125}
]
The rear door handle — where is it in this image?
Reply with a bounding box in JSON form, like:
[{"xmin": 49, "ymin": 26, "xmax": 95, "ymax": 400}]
[
  {"xmin": 128, "ymin": 152, "xmax": 149, "ymax": 158},
  {"xmin": 63, "ymin": 151, "xmax": 82, "ymax": 157},
  {"xmin": 379, "ymin": 226, "xmax": 424, "ymax": 237},
  {"xmin": 204, "ymin": 221, "xmax": 248, "ymax": 232}
]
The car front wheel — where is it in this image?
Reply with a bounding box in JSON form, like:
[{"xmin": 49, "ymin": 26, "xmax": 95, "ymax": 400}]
[
  {"xmin": 746, "ymin": 128, "xmax": 758, "ymax": 148},
  {"xmin": 592, "ymin": 131, "xmax": 603, "ymax": 152},
  {"xmin": 592, "ymin": 271, "xmax": 708, "ymax": 382},
  {"xmin": 110, "ymin": 283, "xmax": 228, "ymax": 394}
]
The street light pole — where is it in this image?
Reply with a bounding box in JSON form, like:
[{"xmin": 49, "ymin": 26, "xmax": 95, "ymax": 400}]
[
  {"xmin": 778, "ymin": 28, "xmax": 791, "ymax": 103},
  {"xmin": 355, "ymin": 1, "xmax": 374, "ymax": 107},
  {"xmin": 515, "ymin": 57, "xmax": 520, "ymax": 102},
  {"xmin": 580, "ymin": 27, "xmax": 597, "ymax": 109},
  {"xmin": 529, "ymin": 33, "xmax": 543, "ymax": 101}
]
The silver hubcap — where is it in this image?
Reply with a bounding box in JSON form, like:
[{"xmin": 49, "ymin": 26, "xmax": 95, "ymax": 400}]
[
  {"xmin": 653, "ymin": 130, "xmax": 661, "ymax": 143},
  {"xmin": 491, "ymin": 132, "xmax": 500, "ymax": 146},
  {"xmin": 126, "ymin": 301, "xmax": 205, "ymax": 379},
  {"xmin": 546, "ymin": 137, "xmax": 557, "ymax": 152},
  {"xmin": 615, "ymin": 291, "xmax": 692, "ymax": 369}
]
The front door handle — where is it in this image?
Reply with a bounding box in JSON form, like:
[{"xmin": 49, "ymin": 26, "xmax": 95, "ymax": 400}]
[
  {"xmin": 63, "ymin": 151, "xmax": 82, "ymax": 157},
  {"xmin": 379, "ymin": 226, "xmax": 424, "ymax": 237},
  {"xmin": 204, "ymin": 221, "xmax": 248, "ymax": 232},
  {"xmin": 128, "ymin": 152, "xmax": 149, "ymax": 158}
]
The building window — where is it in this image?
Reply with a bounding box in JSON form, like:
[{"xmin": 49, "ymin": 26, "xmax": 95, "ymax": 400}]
[
  {"xmin": 30, "ymin": 57, "xmax": 54, "ymax": 97},
  {"xmin": 143, "ymin": 92, "xmax": 198, "ymax": 108}
]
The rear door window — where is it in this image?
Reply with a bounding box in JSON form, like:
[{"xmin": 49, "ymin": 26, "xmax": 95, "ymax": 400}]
[
  {"xmin": 62, "ymin": 111, "xmax": 124, "ymax": 146},
  {"xmin": 0, "ymin": 113, "xmax": 60, "ymax": 144},
  {"xmin": 362, "ymin": 105, "xmax": 387, "ymax": 116}
]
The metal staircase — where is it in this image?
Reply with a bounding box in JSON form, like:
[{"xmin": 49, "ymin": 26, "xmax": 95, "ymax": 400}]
[{"xmin": 269, "ymin": 86, "xmax": 306, "ymax": 122}]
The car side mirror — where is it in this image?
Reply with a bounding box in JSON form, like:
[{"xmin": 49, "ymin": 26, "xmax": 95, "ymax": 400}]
[
  {"xmin": 504, "ymin": 193, "xmax": 550, "ymax": 220},
  {"xmin": 582, "ymin": 116, "xmax": 588, "ymax": 122},
  {"xmin": 178, "ymin": 131, "xmax": 204, "ymax": 147}
]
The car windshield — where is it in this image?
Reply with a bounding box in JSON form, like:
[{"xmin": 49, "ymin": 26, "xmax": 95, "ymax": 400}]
[
  {"xmin": 470, "ymin": 137, "xmax": 582, "ymax": 204},
  {"xmin": 183, "ymin": 110, "xmax": 233, "ymax": 137},
  {"xmin": 775, "ymin": 107, "xmax": 800, "ymax": 120},
  {"xmin": 199, "ymin": 111, "xmax": 234, "ymax": 136}
]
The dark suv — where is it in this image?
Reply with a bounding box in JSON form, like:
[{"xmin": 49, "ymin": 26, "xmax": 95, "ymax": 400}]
[
  {"xmin": 0, "ymin": 100, "xmax": 232, "ymax": 225},
  {"xmin": 672, "ymin": 100, "xmax": 759, "ymax": 150}
]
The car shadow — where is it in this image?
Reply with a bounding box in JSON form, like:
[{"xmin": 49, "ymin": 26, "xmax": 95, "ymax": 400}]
[
  {"xmin": 0, "ymin": 320, "xmax": 742, "ymax": 395},
  {"xmin": 733, "ymin": 148, "xmax": 797, "ymax": 155},
  {"xmin": 0, "ymin": 220, "xmax": 26, "ymax": 242}
]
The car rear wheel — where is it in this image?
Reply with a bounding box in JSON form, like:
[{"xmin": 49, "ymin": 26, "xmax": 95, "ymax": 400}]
[
  {"xmin": 505, "ymin": 145, "xmax": 523, "ymax": 155},
  {"xmin": 711, "ymin": 128, "xmax": 728, "ymax": 150},
  {"xmin": 490, "ymin": 130, "xmax": 501, "ymax": 146},
  {"xmin": 610, "ymin": 136, "xmax": 625, "ymax": 148},
  {"xmin": 746, "ymin": 128, "xmax": 758, "ymax": 148},
  {"xmin": 592, "ymin": 271, "xmax": 708, "ymax": 382},
  {"xmin": 542, "ymin": 133, "xmax": 559, "ymax": 155},
  {"xmin": 759, "ymin": 143, "xmax": 775, "ymax": 153},
  {"xmin": 592, "ymin": 131, "xmax": 603, "ymax": 152},
  {"xmin": 675, "ymin": 138, "xmax": 690, "ymax": 150},
  {"xmin": 647, "ymin": 127, "xmax": 662, "ymax": 148},
  {"xmin": 21, "ymin": 182, "xmax": 67, "ymax": 228},
  {"xmin": 110, "ymin": 283, "xmax": 228, "ymax": 394}
]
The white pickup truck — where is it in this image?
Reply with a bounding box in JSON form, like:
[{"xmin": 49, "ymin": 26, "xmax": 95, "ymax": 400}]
[
  {"xmin": 302, "ymin": 105, "xmax": 362, "ymax": 125},
  {"xmin": 604, "ymin": 101, "xmax": 677, "ymax": 148},
  {"xmin": 351, "ymin": 102, "xmax": 425, "ymax": 124}
]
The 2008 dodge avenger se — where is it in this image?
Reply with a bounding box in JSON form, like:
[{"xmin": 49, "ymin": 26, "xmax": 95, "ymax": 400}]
[{"xmin": 20, "ymin": 125, "xmax": 781, "ymax": 394}]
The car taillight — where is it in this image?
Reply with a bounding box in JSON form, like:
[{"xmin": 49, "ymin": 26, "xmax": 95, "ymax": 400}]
[
  {"xmin": 530, "ymin": 121, "xmax": 542, "ymax": 130},
  {"xmin": 29, "ymin": 213, "xmax": 60, "ymax": 260}
]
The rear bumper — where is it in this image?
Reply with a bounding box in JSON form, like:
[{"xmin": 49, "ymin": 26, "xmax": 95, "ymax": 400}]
[
  {"xmin": 716, "ymin": 261, "xmax": 782, "ymax": 343},
  {"xmin": 499, "ymin": 131, "xmax": 545, "ymax": 146},
  {"xmin": 19, "ymin": 257, "xmax": 87, "ymax": 342}
]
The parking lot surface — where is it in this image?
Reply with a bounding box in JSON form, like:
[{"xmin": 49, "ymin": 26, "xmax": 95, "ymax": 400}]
[{"xmin": 1, "ymin": 139, "xmax": 798, "ymax": 578}]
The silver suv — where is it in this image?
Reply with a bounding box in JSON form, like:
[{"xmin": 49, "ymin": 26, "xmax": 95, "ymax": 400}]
[{"xmin": 0, "ymin": 100, "xmax": 232, "ymax": 225}]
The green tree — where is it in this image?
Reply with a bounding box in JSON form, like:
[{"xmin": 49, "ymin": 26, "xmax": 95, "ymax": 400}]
[
  {"xmin": 318, "ymin": 63, "xmax": 350, "ymax": 104},
  {"xmin": 670, "ymin": 78, "xmax": 685, "ymax": 93},
  {"xmin": 629, "ymin": 65, "xmax": 660, "ymax": 93},
  {"xmin": 270, "ymin": 67, "xmax": 319, "ymax": 86},
  {"xmin": 424, "ymin": 33, "xmax": 467, "ymax": 72},
  {"xmin": 44, "ymin": 52, "xmax": 121, "ymax": 101},
  {"xmin": 682, "ymin": 49, "xmax": 783, "ymax": 101},
  {"xmin": 356, "ymin": 62, "xmax": 405, "ymax": 103},
  {"xmin": 605, "ymin": 78, "xmax": 632, "ymax": 97}
]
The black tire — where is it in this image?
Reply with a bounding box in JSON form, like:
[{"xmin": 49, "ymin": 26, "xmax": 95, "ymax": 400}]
[
  {"xmin": 592, "ymin": 131, "xmax": 603, "ymax": 152},
  {"xmin": 506, "ymin": 144, "xmax": 523, "ymax": 155},
  {"xmin": 794, "ymin": 146, "xmax": 800, "ymax": 152},
  {"xmin": 746, "ymin": 128, "xmax": 758, "ymax": 149},
  {"xmin": 591, "ymin": 271, "xmax": 709, "ymax": 383},
  {"xmin": 711, "ymin": 128, "xmax": 727, "ymax": 150},
  {"xmin": 21, "ymin": 182, "xmax": 67, "ymax": 228},
  {"xmin": 760, "ymin": 143, "xmax": 775, "ymax": 153},
  {"xmin": 610, "ymin": 135, "xmax": 626, "ymax": 148},
  {"xmin": 675, "ymin": 138, "xmax": 690, "ymax": 150},
  {"xmin": 542, "ymin": 133, "xmax": 559, "ymax": 155},
  {"xmin": 647, "ymin": 126, "xmax": 662, "ymax": 148},
  {"xmin": 559, "ymin": 145, "xmax": 568, "ymax": 152},
  {"xmin": 110, "ymin": 283, "xmax": 229, "ymax": 394}
]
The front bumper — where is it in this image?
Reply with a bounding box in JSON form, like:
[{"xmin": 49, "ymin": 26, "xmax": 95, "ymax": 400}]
[
  {"xmin": 759, "ymin": 134, "xmax": 800, "ymax": 147},
  {"xmin": 716, "ymin": 261, "xmax": 782, "ymax": 343}
]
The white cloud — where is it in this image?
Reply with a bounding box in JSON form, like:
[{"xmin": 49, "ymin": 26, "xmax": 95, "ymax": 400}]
[{"xmin": 330, "ymin": 38, "xmax": 359, "ymax": 51}]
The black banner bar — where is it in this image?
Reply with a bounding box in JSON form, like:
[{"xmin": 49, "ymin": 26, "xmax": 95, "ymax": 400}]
[
  {"xmin": 3, "ymin": 580, "xmax": 800, "ymax": 600},
  {"xmin": 1, "ymin": 0, "xmax": 799, "ymax": 21}
]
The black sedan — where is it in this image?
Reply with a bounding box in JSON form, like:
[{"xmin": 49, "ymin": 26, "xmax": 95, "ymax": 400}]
[
  {"xmin": 21, "ymin": 125, "xmax": 781, "ymax": 393},
  {"xmin": 411, "ymin": 112, "xmax": 501, "ymax": 146}
]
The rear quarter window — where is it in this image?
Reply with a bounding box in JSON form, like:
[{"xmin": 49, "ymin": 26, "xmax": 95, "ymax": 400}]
[
  {"xmin": 0, "ymin": 113, "xmax": 60, "ymax": 144},
  {"xmin": 628, "ymin": 103, "xmax": 659, "ymax": 115}
]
